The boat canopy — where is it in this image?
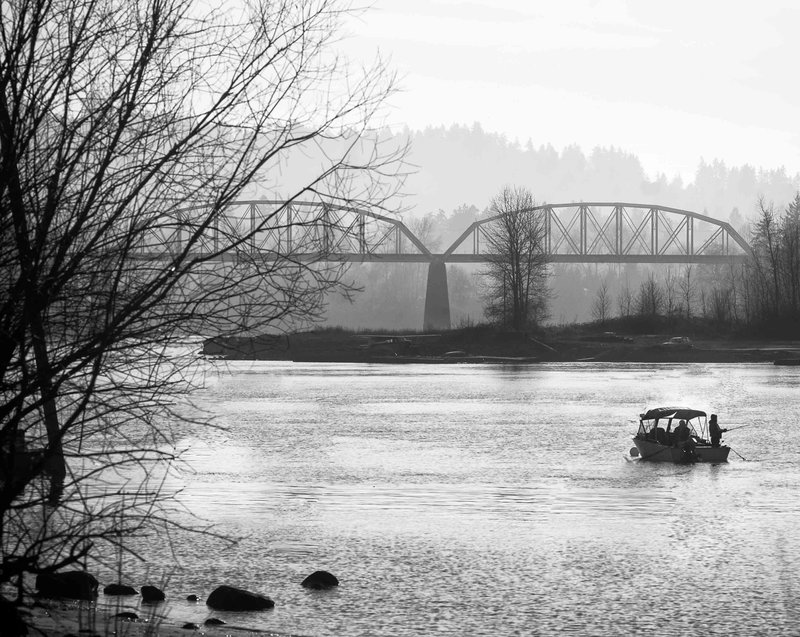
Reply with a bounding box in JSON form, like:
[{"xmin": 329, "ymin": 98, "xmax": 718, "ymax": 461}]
[{"xmin": 640, "ymin": 407, "xmax": 707, "ymax": 421}]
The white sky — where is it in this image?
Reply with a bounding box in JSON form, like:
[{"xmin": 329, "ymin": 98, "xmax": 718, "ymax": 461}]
[{"xmin": 341, "ymin": 0, "xmax": 800, "ymax": 182}]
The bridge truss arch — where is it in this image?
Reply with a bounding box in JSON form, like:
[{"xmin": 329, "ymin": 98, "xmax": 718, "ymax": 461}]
[
  {"xmin": 133, "ymin": 200, "xmax": 754, "ymax": 330},
  {"xmin": 137, "ymin": 199, "xmax": 432, "ymax": 262},
  {"xmin": 443, "ymin": 202, "xmax": 752, "ymax": 264}
]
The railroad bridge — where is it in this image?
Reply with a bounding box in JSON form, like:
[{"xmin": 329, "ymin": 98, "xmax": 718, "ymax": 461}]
[{"xmin": 141, "ymin": 201, "xmax": 752, "ymax": 329}]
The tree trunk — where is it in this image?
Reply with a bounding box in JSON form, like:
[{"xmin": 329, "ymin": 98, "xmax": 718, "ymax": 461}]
[
  {"xmin": 29, "ymin": 315, "xmax": 67, "ymax": 483},
  {"xmin": 0, "ymin": 93, "xmax": 66, "ymax": 483}
]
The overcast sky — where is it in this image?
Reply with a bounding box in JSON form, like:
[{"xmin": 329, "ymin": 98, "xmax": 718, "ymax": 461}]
[{"xmin": 342, "ymin": 0, "xmax": 800, "ymax": 183}]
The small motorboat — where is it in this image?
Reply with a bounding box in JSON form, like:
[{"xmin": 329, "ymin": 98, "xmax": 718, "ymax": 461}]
[{"xmin": 631, "ymin": 407, "xmax": 730, "ymax": 463}]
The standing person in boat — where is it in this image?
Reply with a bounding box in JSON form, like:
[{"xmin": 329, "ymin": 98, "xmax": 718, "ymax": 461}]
[{"xmin": 708, "ymin": 414, "xmax": 727, "ymax": 448}]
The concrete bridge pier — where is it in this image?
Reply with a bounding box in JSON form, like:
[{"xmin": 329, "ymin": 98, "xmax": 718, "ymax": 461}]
[{"xmin": 423, "ymin": 259, "xmax": 451, "ymax": 331}]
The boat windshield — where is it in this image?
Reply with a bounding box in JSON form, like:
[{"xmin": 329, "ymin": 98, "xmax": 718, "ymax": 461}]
[{"xmin": 637, "ymin": 408, "xmax": 708, "ymax": 440}]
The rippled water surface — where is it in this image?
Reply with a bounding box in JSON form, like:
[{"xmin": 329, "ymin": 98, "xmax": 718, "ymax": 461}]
[{"xmin": 100, "ymin": 362, "xmax": 800, "ymax": 636}]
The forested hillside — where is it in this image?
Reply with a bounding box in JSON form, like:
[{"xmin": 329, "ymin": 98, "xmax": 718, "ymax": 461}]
[{"xmin": 400, "ymin": 124, "xmax": 798, "ymax": 226}]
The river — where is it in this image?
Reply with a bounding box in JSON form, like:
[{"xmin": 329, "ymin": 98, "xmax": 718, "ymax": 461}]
[{"xmin": 97, "ymin": 362, "xmax": 800, "ymax": 636}]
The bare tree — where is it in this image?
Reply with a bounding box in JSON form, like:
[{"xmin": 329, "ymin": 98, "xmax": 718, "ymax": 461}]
[
  {"xmin": 0, "ymin": 0, "xmax": 402, "ymax": 613},
  {"xmin": 744, "ymin": 193, "xmax": 800, "ymax": 328},
  {"xmin": 710, "ymin": 286, "xmax": 734, "ymax": 323},
  {"xmin": 591, "ymin": 283, "xmax": 611, "ymax": 324},
  {"xmin": 678, "ymin": 266, "xmax": 696, "ymax": 319},
  {"xmin": 617, "ymin": 278, "xmax": 634, "ymax": 318},
  {"xmin": 751, "ymin": 197, "xmax": 782, "ymax": 318},
  {"xmin": 408, "ymin": 214, "xmax": 443, "ymax": 253},
  {"xmin": 663, "ymin": 268, "xmax": 678, "ymax": 319},
  {"xmin": 480, "ymin": 186, "xmax": 550, "ymax": 330},
  {"xmin": 781, "ymin": 193, "xmax": 800, "ymax": 316},
  {"xmin": 636, "ymin": 273, "xmax": 664, "ymax": 317}
]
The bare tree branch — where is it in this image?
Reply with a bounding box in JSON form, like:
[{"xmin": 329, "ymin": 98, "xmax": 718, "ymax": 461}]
[
  {"xmin": 480, "ymin": 186, "xmax": 550, "ymax": 330},
  {"xmin": 0, "ymin": 0, "xmax": 403, "ymax": 608}
]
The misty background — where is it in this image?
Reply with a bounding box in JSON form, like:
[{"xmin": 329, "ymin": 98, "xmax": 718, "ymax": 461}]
[
  {"xmin": 244, "ymin": 1, "xmax": 800, "ymax": 331},
  {"xmin": 253, "ymin": 124, "xmax": 798, "ymax": 329}
]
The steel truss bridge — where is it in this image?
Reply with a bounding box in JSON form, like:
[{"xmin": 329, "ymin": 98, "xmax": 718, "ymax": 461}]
[{"xmin": 144, "ymin": 200, "xmax": 752, "ymax": 329}]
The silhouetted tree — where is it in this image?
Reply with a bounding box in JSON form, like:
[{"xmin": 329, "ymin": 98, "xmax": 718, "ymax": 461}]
[
  {"xmin": 745, "ymin": 193, "xmax": 800, "ymax": 328},
  {"xmin": 0, "ymin": 0, "xmax": 400, "ymax": 617},
  {"xmin": 591, "ymin": 283, "xmax": 611, "ymax": 324},
  {"xmin": 617, "ymin": 278, "xmax": 634, "ymax": 318},
  {"xmin": 782, "ymin": 193, "xmax": 800, "ymax": 314},
  {"xmin": 710, "ymin": 286, "xmax": 734, "ymax": 323},
  {"xmin": 751, "ymin": 198, "xmax": 782, "ymax": 318},
  {"xmin": 480, "ymin": 186, "xmax": 550, "ymax": 329},
  {"xmin": 679, "ymin": 266, "xmax": 697, "ymax": 318},
  {"xmin": 663, "ymin": 268, "xmax": 678, "ymax": 319},
  {"xmin": 636, "ymin": 274, "xmax": 664, "ymax": 317}
]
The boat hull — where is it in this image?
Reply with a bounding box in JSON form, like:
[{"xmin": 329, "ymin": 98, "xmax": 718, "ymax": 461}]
[{"xmin": 633, "ymin": 438, "xmax": 730, "ymax": 463}]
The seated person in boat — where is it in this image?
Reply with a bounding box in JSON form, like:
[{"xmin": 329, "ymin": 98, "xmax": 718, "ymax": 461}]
[
  {"xmin": 674, "ymin": 419, "xmax": 695, "ymax": 449},
  {"xmin": 643, "ymin": 419, "xmax": 669, "ymax": 444}
]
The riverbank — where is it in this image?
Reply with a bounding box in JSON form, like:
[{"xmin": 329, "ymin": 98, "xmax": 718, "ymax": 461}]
[{"xmin": 203, "ymin": 326, "xmax": 800, "ymax": 364}]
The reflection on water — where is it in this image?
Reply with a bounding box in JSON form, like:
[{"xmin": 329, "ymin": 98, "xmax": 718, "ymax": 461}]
[{"xmin": 95, "ymin": 362, "xmax": 800, "ymax": 636}]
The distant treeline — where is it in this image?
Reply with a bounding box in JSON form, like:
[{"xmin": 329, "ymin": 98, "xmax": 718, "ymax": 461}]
[{"xmin": 399, "ymin": 123, "xmax": 800, "ymax": 228}]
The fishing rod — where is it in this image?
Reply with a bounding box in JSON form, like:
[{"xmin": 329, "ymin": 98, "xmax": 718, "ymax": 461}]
[
  {"xmin": 728, "ymin": 447, "xmax": 748, "ymax": 461},
  {"xmin": 721, "ymin": 424, "xmax": 754, "ymax": 433}
]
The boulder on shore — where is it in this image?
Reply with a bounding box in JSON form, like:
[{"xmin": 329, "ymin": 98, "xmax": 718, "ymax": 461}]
[
  {"xmin": 206, "ymin": 585, "xmax": 274, "ymax": 611},
  {"xmin": 301, "ymin": 570, "xmax": 339, "ymax": 589},
  {"xmin": 35, "ymin": 571, "xmax": 98, "ymax": 600},
  {"xmin": 103, "ymin": 583, "xmax": 137, "ymax": 596},
  {"xmin": 140, "ymin": 585, "xmax": 166, "ymax": 602}
]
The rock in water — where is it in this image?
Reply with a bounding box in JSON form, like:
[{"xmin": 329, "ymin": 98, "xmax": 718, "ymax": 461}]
[
  {"xmin": 35, "ymin": 571, "xmax": 98, "ymax": 600},
  {"xmin": 206, "ymin": 585, "xmax": 274, "ymax": 611},
  {"xmin": 104, "ymin": 583, "xmax": 137, "ymax": 596},
  {"xmin": 301, "ymin": 570, "xmax": 339, "ymax": 589},
  {"xmin": 204, "ymin": 618, "xmax": 226, "ymax": 626},
  {"xmin": 140, "ymin": 585, "xmax": 166, "ymax": 602}
]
